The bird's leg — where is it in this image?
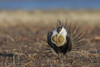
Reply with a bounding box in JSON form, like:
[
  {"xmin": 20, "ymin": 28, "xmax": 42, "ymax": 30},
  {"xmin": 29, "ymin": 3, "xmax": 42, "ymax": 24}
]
[
  {"xmin": 58, "ymin": 53, "xmax": 66, "ymax": 67},
  {"xmin": 63, "ymin": 55, "xmax": 67, "ymax": 61}
]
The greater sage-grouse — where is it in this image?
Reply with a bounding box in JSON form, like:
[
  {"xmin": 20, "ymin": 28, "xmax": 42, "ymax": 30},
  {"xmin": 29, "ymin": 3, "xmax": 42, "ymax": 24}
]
[{"xmin": 47, "ymin": 20, "xmax": 86, "ymax": 56}]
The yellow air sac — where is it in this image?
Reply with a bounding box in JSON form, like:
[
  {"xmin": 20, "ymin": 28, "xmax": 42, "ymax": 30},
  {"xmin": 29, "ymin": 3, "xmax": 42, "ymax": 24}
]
[
  {"xmin": 58, "ymin": 35, "xmax": 64, "ymax": 43},
  {"xmin": 52, "ymin": 34, "xmax": 64, "ymax": 44},
  {"xmin": 52, "ymin": 34, "xmax": 57, "ymax": 43}
]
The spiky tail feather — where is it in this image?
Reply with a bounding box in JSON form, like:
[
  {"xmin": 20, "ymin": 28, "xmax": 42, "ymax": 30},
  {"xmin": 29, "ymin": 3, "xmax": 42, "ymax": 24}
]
[{"xmin": 57, "ymin": 20, "xmax": 86, "ymax": 49}]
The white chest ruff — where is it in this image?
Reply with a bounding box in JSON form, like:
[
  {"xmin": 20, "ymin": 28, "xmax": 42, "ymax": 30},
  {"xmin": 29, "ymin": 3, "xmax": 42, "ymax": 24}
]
[{"xmin": 51, "ymin": 27, "xmax": 67, "ymax": 47}]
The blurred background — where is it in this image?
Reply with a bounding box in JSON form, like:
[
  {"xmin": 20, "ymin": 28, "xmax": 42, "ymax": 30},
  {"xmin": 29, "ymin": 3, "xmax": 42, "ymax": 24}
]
[
  {"xmin": 0, "ymin": 0, "xmax": 100, "ymax": 67},
  {"xmin": 0, "ymin": 0, "xmax": 100, "ymax": 25}
]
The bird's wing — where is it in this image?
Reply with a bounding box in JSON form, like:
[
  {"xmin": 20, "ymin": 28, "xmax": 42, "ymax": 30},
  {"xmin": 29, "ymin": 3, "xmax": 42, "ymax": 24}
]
[
  {"xmin": 47, "ymin": 32, "xmax": 58, "ymax": 53},
  {"xmin": 47, "ymin": 32, "xmax": 54, "ymax": 47},
  {"xmin": 66, "ymin": 35, "xmax": 73, "ymax": 52}
]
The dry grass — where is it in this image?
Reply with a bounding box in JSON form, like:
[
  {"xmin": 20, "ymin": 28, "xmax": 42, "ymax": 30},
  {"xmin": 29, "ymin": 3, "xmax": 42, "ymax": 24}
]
[
  {"xmin": 0, "ymin": 10, "xmax": 100, "ymax": 67},
  {"xmin": 0, "ymin": 10, "xmax": 100, "ymax": 25}
]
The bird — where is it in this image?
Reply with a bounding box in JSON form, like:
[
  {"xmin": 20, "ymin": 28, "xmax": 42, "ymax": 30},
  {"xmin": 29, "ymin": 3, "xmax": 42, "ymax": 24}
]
[{"xmin": 47, "ymin": 20, "xmax": 86, "ymax": 56}]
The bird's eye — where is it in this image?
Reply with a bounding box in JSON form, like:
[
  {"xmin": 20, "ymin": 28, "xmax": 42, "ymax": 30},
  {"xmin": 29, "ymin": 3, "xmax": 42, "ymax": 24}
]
[
  {"xmin": 58, "ymin": 35, "xmax": 64, "ymax": 43},
  {"xmin": 52, "ymin": 34, "xmax": 57, "ymax": 42}
]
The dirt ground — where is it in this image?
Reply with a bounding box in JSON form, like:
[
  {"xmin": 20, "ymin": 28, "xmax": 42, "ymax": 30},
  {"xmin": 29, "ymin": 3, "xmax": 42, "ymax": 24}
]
[
  {"xmin": 0, "ymin": 9, "xmax": 99, "ymax": 67},
  {"xmin": 0, "ymin": 22, "xmax": 99, "ymax": 67}
]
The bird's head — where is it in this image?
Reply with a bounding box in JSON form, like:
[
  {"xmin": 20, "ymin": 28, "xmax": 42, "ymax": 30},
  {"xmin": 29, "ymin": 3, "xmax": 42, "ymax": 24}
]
[{"xmin": 51, "ymin": 26, "xmax": 67, "ymax": 47}]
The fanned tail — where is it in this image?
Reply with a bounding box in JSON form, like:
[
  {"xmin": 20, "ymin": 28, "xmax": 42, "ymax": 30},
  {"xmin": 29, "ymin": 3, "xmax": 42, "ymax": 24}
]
[{"xmin": 66, "ymin": 22, "xmax": 86, "ymax": 47}]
